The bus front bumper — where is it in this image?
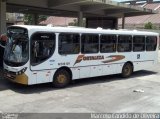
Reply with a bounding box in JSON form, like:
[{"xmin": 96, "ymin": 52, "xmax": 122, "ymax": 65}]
[{"xmin": 4, "ymin": 72, "xmax": 28, "ymax": 85}]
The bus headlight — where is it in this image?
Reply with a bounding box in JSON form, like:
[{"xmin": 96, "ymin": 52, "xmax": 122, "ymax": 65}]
[{"xmin": 17, "ymin": 67, "xmax": 27, "ymax": 75}]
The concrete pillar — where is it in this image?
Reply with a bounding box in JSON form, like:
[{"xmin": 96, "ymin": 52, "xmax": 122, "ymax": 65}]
[
  {"xmin": 32, "ymin": 14, "xmax": 38, "ymax": 25},
  {"xmin": 0, "ymin": 0, "xmax": 7, "ymax": 34},
  {"xmin": 122, "ymin": 14, "xmax": 125, "ymax": 29},
  {"xmin": 115, "ymin": 19, "xmax": 118, "ymax": 29},
  {"xmin": 78, "ymin": 11, "xmax": 83, "ymax": 27}
]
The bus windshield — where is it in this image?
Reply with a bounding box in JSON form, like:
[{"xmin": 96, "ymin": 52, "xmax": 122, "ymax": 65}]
[{"xmin": 4, "ymin": 27, "xmax": 29, "ymax": 67}]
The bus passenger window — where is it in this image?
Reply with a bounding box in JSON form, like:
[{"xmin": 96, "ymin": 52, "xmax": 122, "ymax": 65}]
[
  {"xmin": 100, "ymin": 35, "xmax": 116, "ymax": 53},
  {"xmin": 59, "ymin": 33, "xmax": 80, "ymax": 55},
  {"xmin": 118, "ymin": 35, "xmax": 132, "ymax": 52},
  {"xmin": 146, "ymin": 36, "xmax": 157, "ymax": 51},
  {"xmin": 31, "ymin": 33, "xmax": 55, "ymax": 65},
  {"xmin": 81, "ymin": 34, "xmax": 99, "ymax": 54},
  {"xmin": 133, "ymin": 36, "xmax": 145, "ymax": 52}
]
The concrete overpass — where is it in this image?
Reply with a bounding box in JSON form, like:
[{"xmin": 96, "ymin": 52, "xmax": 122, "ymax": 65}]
[{"xmin": 0, "ymin": 0, "xmax": 157, "ymax": 34}]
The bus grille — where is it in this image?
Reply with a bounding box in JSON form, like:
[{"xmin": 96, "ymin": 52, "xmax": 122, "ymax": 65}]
[{"xmin": 4, "ymin": 70, "xmax": 16, "ymax": 80}]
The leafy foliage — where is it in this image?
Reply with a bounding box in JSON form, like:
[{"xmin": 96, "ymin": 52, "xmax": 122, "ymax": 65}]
[
  {"xmin": 24, "ymin": 14, "xmax": 48, "ymax": 25},
  {"xmin": 144, "ymin": 22, "xmax": 153, "ymax": 29}
]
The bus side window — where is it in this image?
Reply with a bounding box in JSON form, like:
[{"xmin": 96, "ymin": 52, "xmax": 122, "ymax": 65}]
[
  {"xmin": 100, "ymin": 35, "xmax": 116, "ymax": 53},
  {"xmin": 146, "ymin": 36, "xmax": 157, "ymax": 51},
  {"xmin": 59, "ymin": 33, "xmax": 80, "ymax": 55},
  {"xmin": 81, "ymin": 34, "xmax": 99, "ymax": 54},
  {"xmin": 133, "ymin": 36, "xmax": 145, "ymax": 52},
  {"xmin": 31, "ymin": 32, "xmax": 55, "ymax": 66},
  {"xmin": 117, "ymin": 35, "xmax": 132, "ymax": 52}
]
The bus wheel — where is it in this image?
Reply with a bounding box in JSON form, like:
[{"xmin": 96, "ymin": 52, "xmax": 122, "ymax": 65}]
[
  {"xmin": 52, "ymin": 69, "xmax": 71, "ymax": 88},
  {"xmin": 121, "ymin": 63, "xmax": 133, "ymax": 78}
]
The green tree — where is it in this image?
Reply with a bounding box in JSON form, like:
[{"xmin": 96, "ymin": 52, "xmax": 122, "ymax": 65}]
[
  {"xmin": 38, "ymin": 15, "xmax": 48, "ymax": 23},
  {"xmin": 144, "ymin": 22, "xmax": 153, "ymax": 29},
  {"xmin": 24, "ymin": 14, "xmax": 33, "ymax": 25},
  {"xmin": 24, "ymin": 14, "xmax": 48, "ymax": 25}
]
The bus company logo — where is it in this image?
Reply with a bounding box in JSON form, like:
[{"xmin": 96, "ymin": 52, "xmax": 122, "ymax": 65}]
[
  {"xmin": 74, "ymin": 55, "xmax": 125, "ymax": 65},
  {"xmin": 74, "ymin": 55, "xmax": 104, "ymax": 66},
  {"xmin": 102, "ymin": 55, "xmax": 125, "ymax": 63}
]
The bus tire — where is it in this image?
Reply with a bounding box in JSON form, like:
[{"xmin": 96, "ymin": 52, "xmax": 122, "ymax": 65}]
[
  {"xmin": 52, "ymin": 69, "xmax": 71, "ymax": 88},
  {"xmin": 121, "ymin": 63, "xmax": 133, "ymax": 78}
]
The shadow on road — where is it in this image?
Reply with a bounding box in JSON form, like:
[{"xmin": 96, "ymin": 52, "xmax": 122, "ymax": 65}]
[{"xmin": 0, "ymin": 70, "xmax": 158, "ymax": 94}]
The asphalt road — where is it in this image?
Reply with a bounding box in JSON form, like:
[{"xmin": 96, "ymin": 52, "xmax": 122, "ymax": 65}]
[{"xmin": 0, "ymin": 59, "xmax": 160, "ymax": 113}]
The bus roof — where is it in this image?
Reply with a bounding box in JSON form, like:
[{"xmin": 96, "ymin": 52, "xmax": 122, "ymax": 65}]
[{"xmin": 9, "ymin": 25, "xmax": 159, "ymax": 36}]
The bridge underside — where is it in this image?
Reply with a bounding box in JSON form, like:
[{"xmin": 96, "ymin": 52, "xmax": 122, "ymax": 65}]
[{"xmin": 0, "ymin": 0, "xmax": 157, "ymax": 34}]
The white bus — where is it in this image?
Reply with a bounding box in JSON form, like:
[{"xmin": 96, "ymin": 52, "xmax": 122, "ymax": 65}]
[{"xmin": 1, "ymin": 25, "xmax": 159, "ymax": 88}]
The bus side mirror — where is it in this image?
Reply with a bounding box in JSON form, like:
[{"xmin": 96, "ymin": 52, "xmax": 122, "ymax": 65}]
[{"xmin": 0, "ymin": 34, "xmax": 8, "ymax": 48}]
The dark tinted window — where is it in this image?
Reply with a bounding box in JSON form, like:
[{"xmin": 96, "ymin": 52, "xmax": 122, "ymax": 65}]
[
  {"xmin": 100, "ymin": 35, "xmax": 116, "ymax": 53},
  {"xmin": 146, "ymin": 36, "xmax": 157, "ymax": 51},
  {"xmin": 118, "ymin": 35, "xmax": 132, "ymax": 52},
  {"xmin": 81, "ymin": 34, "xmax": 99, "ymax": 54},
  {"xmin": 133, "ymin": 36, "xmax": 145, "ymax": 52},
  {"xmin": 59, "ymin": 33, "xmax": 80, "ymax": 54},
  {"xmin": 31, "ymin": 33, "xmax": 55, "ymax": 65}
]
